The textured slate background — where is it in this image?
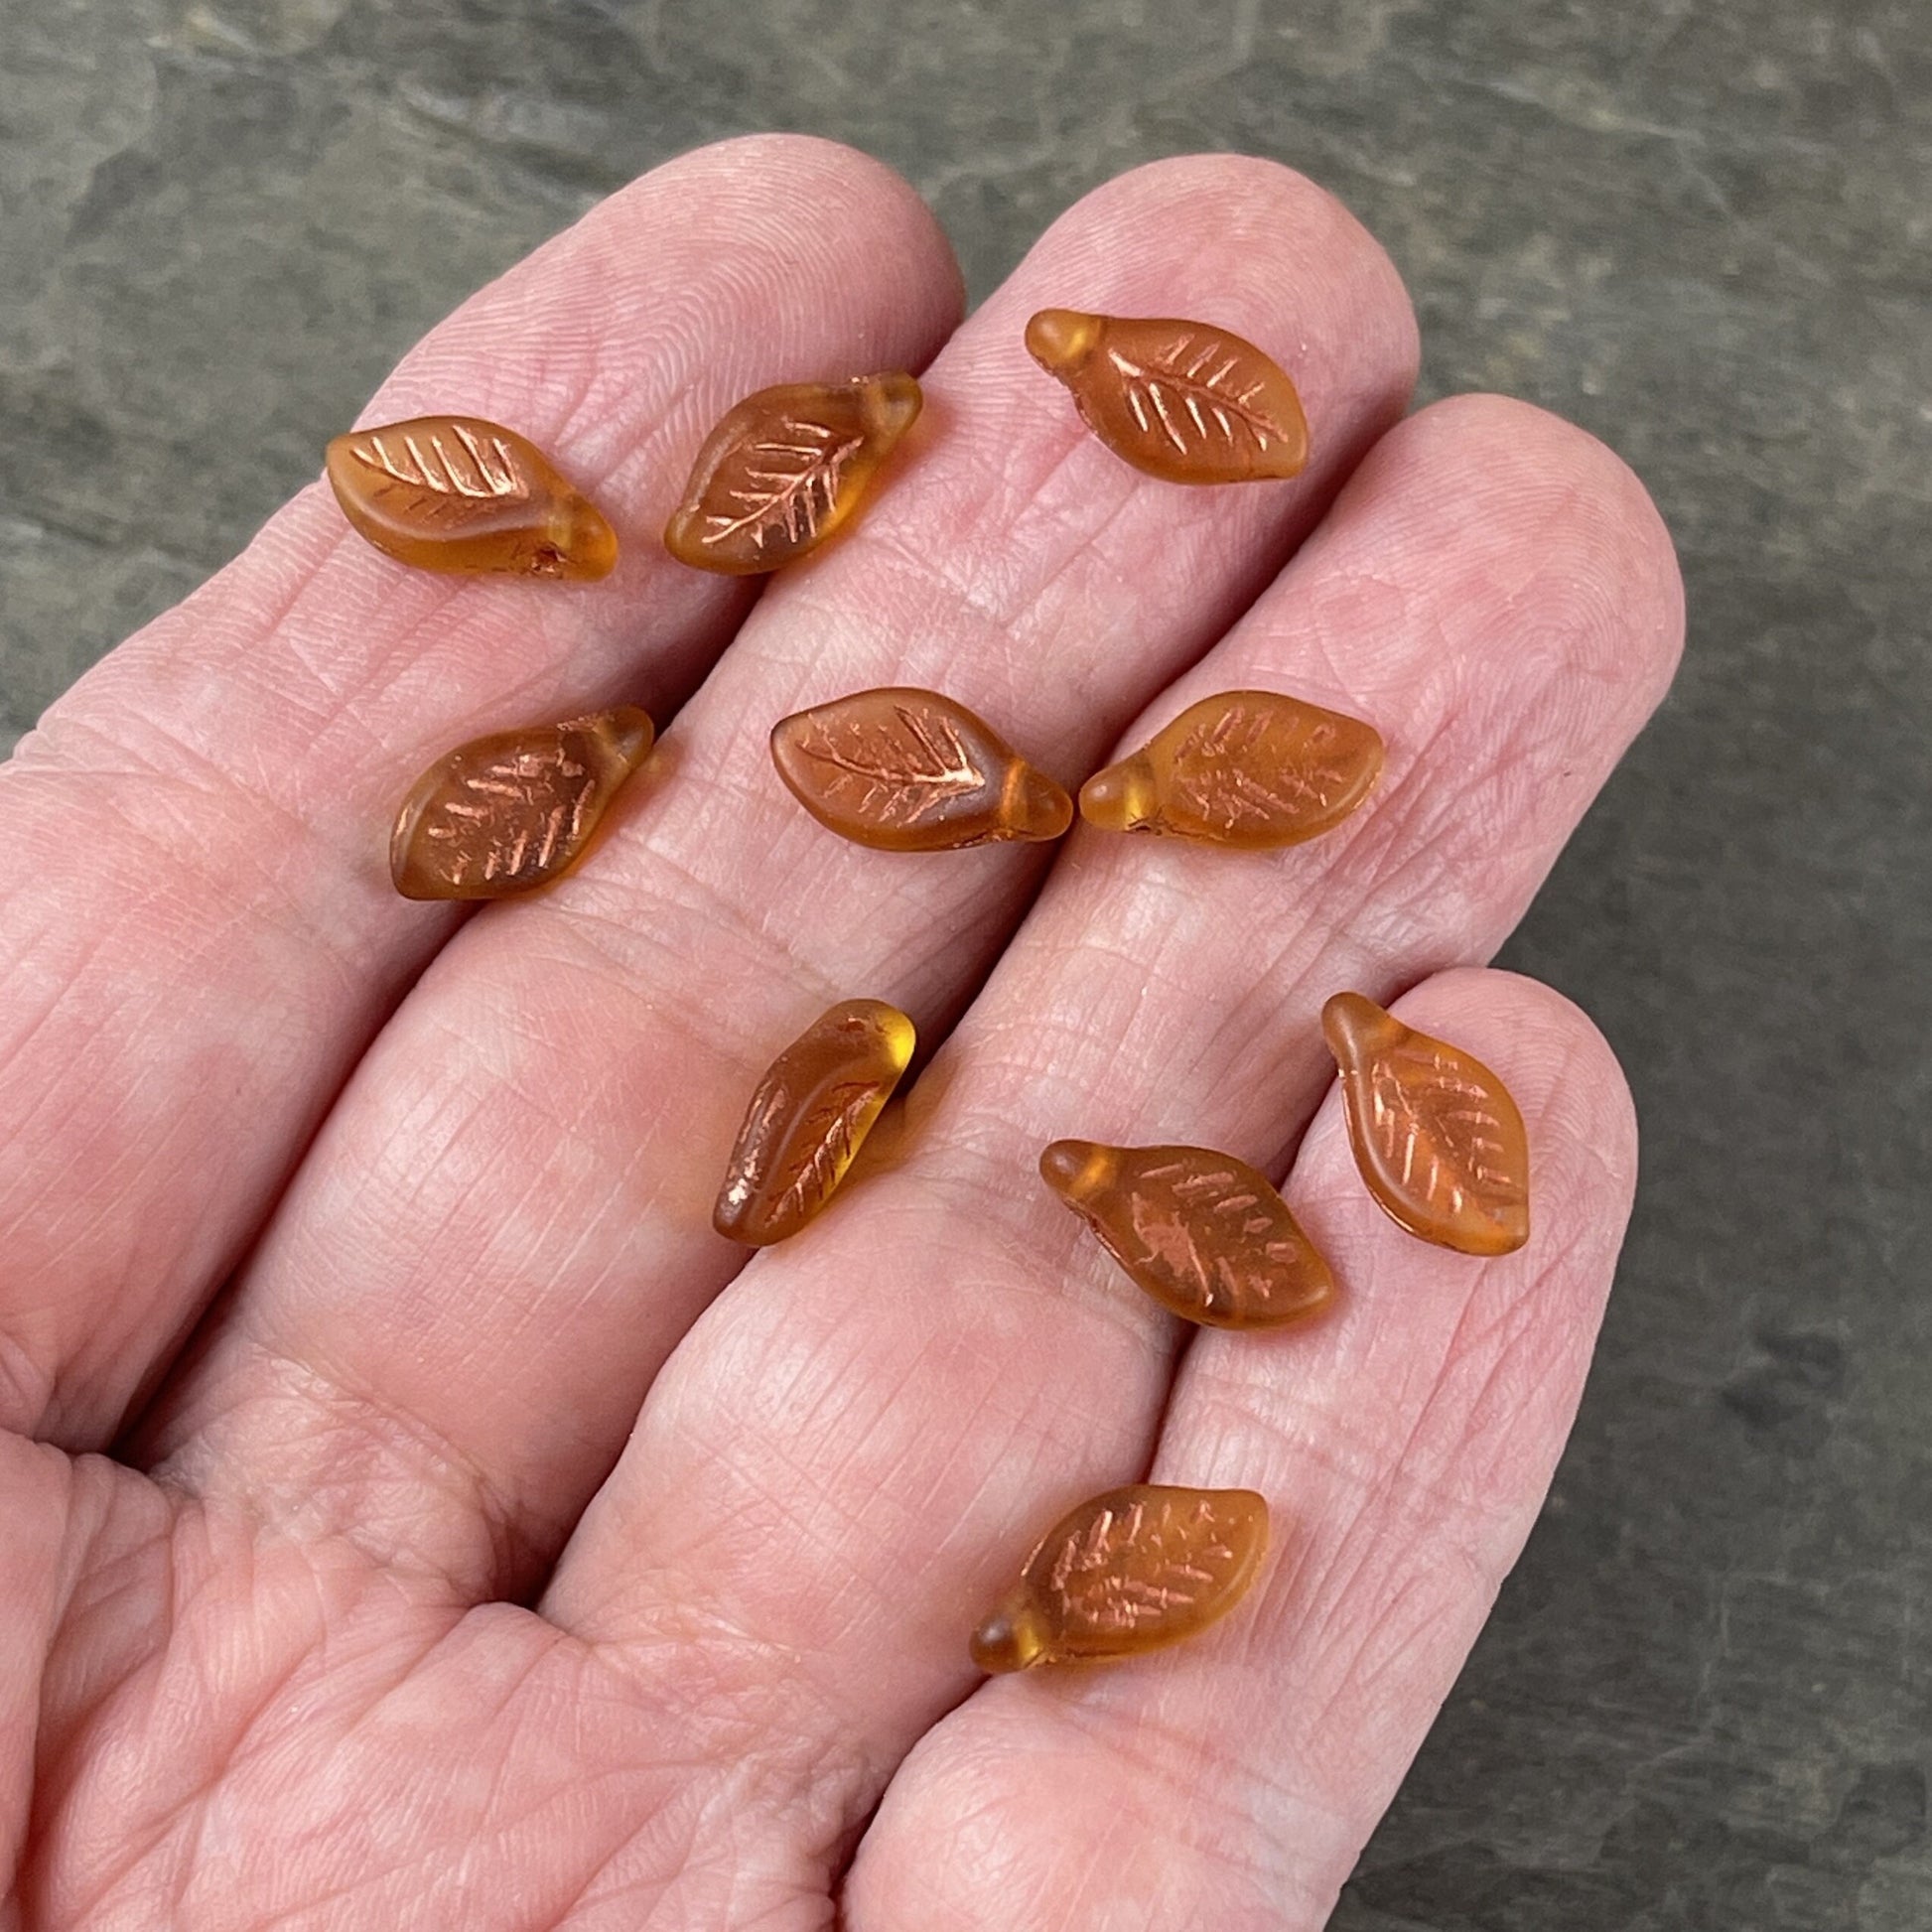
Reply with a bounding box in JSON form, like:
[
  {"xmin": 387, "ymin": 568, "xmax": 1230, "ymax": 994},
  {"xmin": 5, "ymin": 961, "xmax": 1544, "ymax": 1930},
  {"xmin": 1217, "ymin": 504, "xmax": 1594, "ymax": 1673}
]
[{"xmin": 2, "ymin": 1, "xmax": 1927, "ymax": 1924}]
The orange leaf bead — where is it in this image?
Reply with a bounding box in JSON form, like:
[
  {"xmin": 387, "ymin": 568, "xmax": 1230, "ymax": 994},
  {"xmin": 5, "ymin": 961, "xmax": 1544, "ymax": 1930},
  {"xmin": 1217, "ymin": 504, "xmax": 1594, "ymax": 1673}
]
[
  {"xmin": 389, "ymin": 707, "xmax": 653, "ymax": 900},
  {"xmin": 1040, "ymin": 1140, "xmax": 1335, "ymax": 1328},
  {"xmin": 327, "ymin": 416, "xmax": 617, "ymax": 579},
  {"xmin": 771, "ymin": 689, "xmax": 1071, "ymax": 851},
  {"xmin": 971, "ymin": 1484, "xmax": 1269, "ymax": 1672},
  {"xmin": 665, "ymin": 373, "xmax": 921, "ymax": 573},
  {"xmin": 1321, "ymin": 992, "xmax": 1530, "ymax": 1256},
  {"xmin": 1025, "ymin": 310, "xmax": 1309, "ymax": 483},
  {"xmin": 713, "ymin": 1000, "xmax": 915, "ymax": 1246},
  {"xmin": 1079, "ymin": 690, "xmax": 1382, "ymax": 848}
]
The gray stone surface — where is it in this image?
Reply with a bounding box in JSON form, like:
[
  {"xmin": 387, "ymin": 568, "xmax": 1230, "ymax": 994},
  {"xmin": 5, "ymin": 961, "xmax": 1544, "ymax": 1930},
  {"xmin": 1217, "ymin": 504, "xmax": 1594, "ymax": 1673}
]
[{"xmin": 2, "ymin": 0, "xmax": 1927, "ymax": 1923}]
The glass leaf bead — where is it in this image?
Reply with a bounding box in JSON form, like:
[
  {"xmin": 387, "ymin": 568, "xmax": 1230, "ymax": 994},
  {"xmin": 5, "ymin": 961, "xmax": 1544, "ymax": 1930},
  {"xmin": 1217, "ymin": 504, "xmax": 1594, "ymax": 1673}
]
[
  {"xmin": 1321, "ymin": 992, "xmax": 1530, "ymax": 1256},
  {"xmin": 972, "ymin": 1484, "xmax": 1270, "ymax": 1672},
  {"xmin": 770, "ymin": 688, "xmax": 1071, "ymax": 850},
  {"xmin": 713, "ymin": 999, "xmax": 915, "ymax": 1245},
  {"xmin": 327, "ymin": 416, "xmax": 617, "ymax": 579},
  {"xmin": 389, "ymin": 706, "xmax": 653, "ymax": 900},
  {"xmin": 1025, "ymin": 310, "xmax": 1309, "ymax": 484}
]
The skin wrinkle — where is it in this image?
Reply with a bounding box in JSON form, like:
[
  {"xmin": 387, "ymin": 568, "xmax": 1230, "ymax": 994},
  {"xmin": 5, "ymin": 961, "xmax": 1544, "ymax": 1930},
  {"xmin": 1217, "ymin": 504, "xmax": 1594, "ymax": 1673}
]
[
  {"xmin": 243, "ymin": 1279, "xmax": 620, "ymax": 1475},
  {"xmin": 437, "ymin": 1035, "xmax": 729, "ymax": 1240},
  {"xmin": 446, "ymin": 1109, "xmax": 622, "ymax": 1289},
  {"xmin": 249, "ymin": 560, "xmax": 496, "ymax": 754},
  {"xmin": 198, "ymin": 1641, "xmax": 627, "ymax": 1932},
  {"xmin": 1178, "ymin": 1380, "xmax": 1520, "ymax": 1545},
  {"xmin": 890, "ymin": 1173, "xmax": 1176, "ymax": 1351},
  {"xmin": 571, "ymin": 835, "xmax": 836, "ymax": 997},
  {"xmin": 46, "ymin": 1534, "xmax": 302, "ymax": 1925},
  {"xmin": 0, "ymin": 1455, "xmax": 63, "ymax": 1908},
  {"xmin": 852, "ymin": 423, "xmax": 1141, "ymax": 638},
  {"xmin": 73, "ymin": 821, "xmax": 376, "ymax": 1038},
  {"xmin": 60, "ymin": 509, "xmax": 544, "ymax": 807},
  {"xmin": 33, "ymin": 1467, "xmax": 170, "ymax": 1740},
  {"xmin": 0, "ymin": 957, "xmax": 131, "ymax": 1167},
  {"xmin": 1233, "ymin": 1306, "xmax": 1566, "ymax": 1532},
  {"xmin": 157, "ymin": 1340, "xmax": 535, "ymax": 1595},
  {"xmin": 347, "ymin": 1066, "xmax": 518, "ymax": 1233},
  {"xmin": 1, "ymin": 810, "xmax": 345, "ymax": 1065},
  {"xmin": 1300, "ymin": 1558, "xmax": 1497, "ymax": 1772},
  {"xmin": 587, "ymin": 1619, "xmax": 844, "ymax": 1781},
  {"xmin": 0, "ymin": 1339, "xmax": 57, "ymax": 1453},
  {"xmin": 639, "ymin": 1293, "xmax": 1128, "ymax": 1616},
  {"xmin": 148, "ymin": 1600, "xmax": 720, "ymax": 1929},
  {"xmin": 1004, "ymin": 1746, "xmax": 1321, "ymax": 1924}
]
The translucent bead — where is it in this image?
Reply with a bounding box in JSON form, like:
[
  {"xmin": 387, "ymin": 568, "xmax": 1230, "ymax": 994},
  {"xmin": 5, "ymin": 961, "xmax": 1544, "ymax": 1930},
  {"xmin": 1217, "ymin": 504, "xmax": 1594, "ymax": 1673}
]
[
  {"xmin": 770, "ymin": 688, "xmax": 1071, "ymax": 850},
  {"xmin": 971, "ymin": 1484, "xmax": 1269, "ymax": 1671},
  {"xmin": 327, "ymin": 416, "xmax": 617, "ymax": 579},
  {"xmin": 1040, "ymin": 1140, "xmax": 1335, "ymax": 1328},
  {"xmin": 1322, "ymin": 992, "xmax": 1530, "ymax": 1256},
  {"xmin": 1025, "ymin": 310, "xmax": 1309, "ymax": 483},
  {"xmin": 389, "ymin": 706, "xmax": 653, "ymax": 900},
  {"xmin": 664, "ymin": 373, "xmax": 921, "ymax": 573},
  {"xmin": 713, "ymin": 999, "xmax": 915, "ymax": 1245},
  {"xmin": 1079, "ymin": 691, "xmax": 1381, "ymax": 848}
]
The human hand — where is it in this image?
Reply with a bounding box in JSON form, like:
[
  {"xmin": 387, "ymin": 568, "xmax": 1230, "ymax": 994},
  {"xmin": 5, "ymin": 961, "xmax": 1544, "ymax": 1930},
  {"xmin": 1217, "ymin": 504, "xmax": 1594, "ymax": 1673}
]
[{"xmin": 0, "ymin": 137, "xmax": 1682, "ymax": 1929}]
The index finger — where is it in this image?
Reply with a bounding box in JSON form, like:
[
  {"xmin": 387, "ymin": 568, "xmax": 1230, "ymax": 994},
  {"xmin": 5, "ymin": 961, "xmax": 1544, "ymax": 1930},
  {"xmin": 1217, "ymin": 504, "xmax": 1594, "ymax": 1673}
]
[{"xmin": 0, "ymin": 135, "xmax": 964, "ymax": 1445}]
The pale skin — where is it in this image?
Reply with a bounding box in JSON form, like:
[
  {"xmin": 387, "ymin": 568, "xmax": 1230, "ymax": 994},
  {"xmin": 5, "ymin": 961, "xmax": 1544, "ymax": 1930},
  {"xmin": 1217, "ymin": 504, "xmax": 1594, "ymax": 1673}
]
[{"xmin": 0, "ymin": 137, "xmax": 1684, "ymax": 1930}]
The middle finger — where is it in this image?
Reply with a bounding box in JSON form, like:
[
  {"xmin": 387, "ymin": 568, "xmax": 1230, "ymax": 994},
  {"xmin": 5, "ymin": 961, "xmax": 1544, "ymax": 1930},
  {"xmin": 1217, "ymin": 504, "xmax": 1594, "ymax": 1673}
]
[{"xmin": 147, "ymin": 155, "xmax": 1419, "ymax": 1598}]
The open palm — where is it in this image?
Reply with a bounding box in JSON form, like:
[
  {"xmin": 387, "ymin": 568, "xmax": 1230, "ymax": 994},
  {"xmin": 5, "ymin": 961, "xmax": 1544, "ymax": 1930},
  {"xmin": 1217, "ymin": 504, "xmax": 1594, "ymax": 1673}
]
[{"xmin": 1, "ymin": 138, "xmax": 1682, "ymax": 1930}]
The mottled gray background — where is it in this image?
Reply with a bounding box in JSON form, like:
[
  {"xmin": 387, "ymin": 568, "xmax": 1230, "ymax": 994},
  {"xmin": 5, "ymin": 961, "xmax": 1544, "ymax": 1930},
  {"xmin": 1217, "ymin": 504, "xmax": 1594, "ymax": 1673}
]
[{"xmin": 2, "ymin": 0, "xmax": 1927, "ymax": 1924}]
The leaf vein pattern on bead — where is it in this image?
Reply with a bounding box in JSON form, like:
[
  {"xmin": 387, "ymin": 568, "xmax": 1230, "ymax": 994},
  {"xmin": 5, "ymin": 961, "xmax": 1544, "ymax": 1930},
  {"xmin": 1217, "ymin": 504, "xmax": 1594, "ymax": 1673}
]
[
  {"xmin": 1170, "ymin": 708, "xmax": 1336, "ymax": 830},
  {"xmin": 1127, "ymin": 1195, "xmax": 1217, "ymax": 1309},
  {"xmin": 771, "ymin": 1080, "xmax": 879, "ymax": 1221},
  {"xmin": 351, "ymin": 424, "xmax": 530, "ymax": 519},
  {"xmin": 723, "ymin": 1079, "xmax": 793, "ymax": 1212},
  {"xmin": 1106, "ymin": 334, "xmax": 1284, "ymax": 459},
  {"xmin": 1122, "ymin": 1166, "xmax": 1302, "ymax": 1313},
  {"xmin": 422, "ymin": 739, "xmax": 593, "ymax": 886},
  {"xmin": 1043, "ymin": 1497, "xmax": 1239, "ymax": 1635},
  {"xmin": 702, "ymin": 417, "xmax": 864, "ymax": 551},
  {"xmin": 795, "ymin": 706, "xmax": 985, "ymax": 826},
  {"xmin": 1367, "ymin": 1047, "xmax": 1514, "ymax": 1221}
]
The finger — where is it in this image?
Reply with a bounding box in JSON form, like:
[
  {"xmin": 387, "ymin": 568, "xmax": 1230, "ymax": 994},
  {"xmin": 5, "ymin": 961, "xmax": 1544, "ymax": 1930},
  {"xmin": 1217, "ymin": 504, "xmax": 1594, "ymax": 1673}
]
[
  {"xmin": 0, "ymin": 134, "xmax": 964, "ymax": 1446},
  {"xmin": 845, "ymin": 972, "xmax": 1635, "ymax": 1930},
  {"xmin": 0, "ymin": 1429, "xmax": 70, "ymax": 1912},
  {"xmin": 548, "ymin": 399, "xmax": 1681, "ymax": 1834},
  {"xmin": 146, "ymin": 156, "xmax": 1421, "ymax": 1595}
]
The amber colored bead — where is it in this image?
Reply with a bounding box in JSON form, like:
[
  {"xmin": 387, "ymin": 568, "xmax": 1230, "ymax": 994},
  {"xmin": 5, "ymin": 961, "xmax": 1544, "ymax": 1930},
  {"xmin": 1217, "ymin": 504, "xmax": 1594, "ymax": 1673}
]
[
  {"xmin": 769, "ymin": 688, "xmax": 1072, "ymax": 852},
  {"xmin": 1079, "ymin": 691, "xmax": 1382, "ymax": 848},
  {"xmin": 1039, "ymin": 1140, "xmax": 1335, "ymax": 1329},
  {"xmin": 713, "ymin": 999, "xmax": 914, "ymax": 1245},
  {"xmin": 971, "ymin": 1483, "xmax": 1269, "ymax": 1672},
  {"xmin": 388, "ymin": 706, "xmax": 653, "ymax": 901},
  {"xmin": 1321, "ymin": 992, "xmax": 1530, "ymax": 1256},
  {"xmin": 1025, "ymin": 310, "xmax": 1310, "ymax": 484},
  {"xmin": 663, "ymin": 373, "xmax": 921, "ymax": 574},
  {"xmin": 326, "ymin": 416, "xmax": 618, "ymax": 579}
]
